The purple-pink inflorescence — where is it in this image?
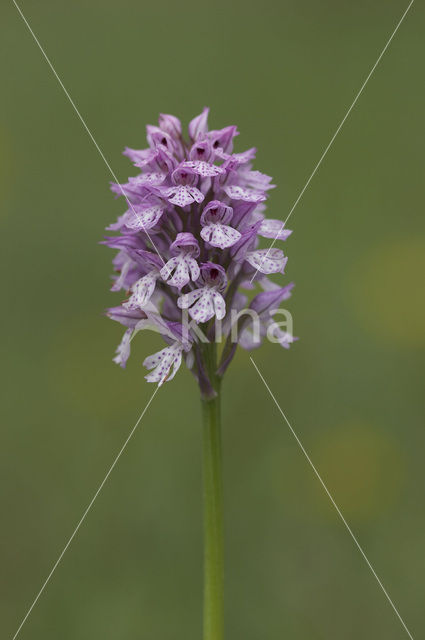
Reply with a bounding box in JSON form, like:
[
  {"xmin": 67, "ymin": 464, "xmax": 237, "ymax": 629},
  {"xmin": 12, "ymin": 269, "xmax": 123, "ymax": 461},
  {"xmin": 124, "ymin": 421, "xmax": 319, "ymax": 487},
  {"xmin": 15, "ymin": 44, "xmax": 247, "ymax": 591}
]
[{"xmin": 103, "ymin": 108, "xmax": 295, "ymax": 392}]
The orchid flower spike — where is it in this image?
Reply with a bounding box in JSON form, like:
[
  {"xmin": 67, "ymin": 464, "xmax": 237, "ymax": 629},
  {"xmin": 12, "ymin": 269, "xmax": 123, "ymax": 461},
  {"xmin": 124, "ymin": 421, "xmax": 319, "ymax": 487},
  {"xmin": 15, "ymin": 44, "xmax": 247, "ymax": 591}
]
[{"xmin": 104, "ymin": 108, "xmax": 296, "ymax": 395}]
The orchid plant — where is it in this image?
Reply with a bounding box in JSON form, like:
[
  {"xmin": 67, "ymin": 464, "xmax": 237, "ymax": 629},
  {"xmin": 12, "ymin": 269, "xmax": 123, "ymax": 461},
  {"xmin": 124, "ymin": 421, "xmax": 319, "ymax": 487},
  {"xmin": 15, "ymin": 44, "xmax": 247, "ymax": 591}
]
[{"xmin": 103, "ymin": 108, "xmax": 295, "ymax": 640}]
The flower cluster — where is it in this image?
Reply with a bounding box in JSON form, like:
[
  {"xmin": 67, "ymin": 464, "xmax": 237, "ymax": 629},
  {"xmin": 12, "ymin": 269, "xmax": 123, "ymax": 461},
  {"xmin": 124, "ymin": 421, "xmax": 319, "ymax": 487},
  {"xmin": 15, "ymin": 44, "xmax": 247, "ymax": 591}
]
[{"xmin": 104, "ymin": 108, "xmax": 295, "ymax": 393}]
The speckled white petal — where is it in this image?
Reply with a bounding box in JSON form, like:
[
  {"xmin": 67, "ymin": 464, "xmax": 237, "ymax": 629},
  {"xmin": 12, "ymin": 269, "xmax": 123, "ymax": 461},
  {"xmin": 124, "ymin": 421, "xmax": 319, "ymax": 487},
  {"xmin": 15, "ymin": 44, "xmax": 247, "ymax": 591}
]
[
  {"xmin": 160, "ymin": 257, "xmax": 179, "ymax": 282},
  {"xmin": 186, "ymin": 185, "xmax": 205, "ymax": 203},
  {"xmin": 200, "ymin": 225, "xmax": 214, "ymax": 244},
  {"xmin": 161, "ymin": 254, "xmax": 200, "ymax": 289},
  {"xmin": 168, "ymin": 258, "xmax": 190, "ymax": 289},
  {"xmin": 125, "ymin": 205, "xmax": 164, "ymax": 231},
  {"xmin": 224, "ymin": 185, "xmax": 266, "ymax": 203},
  {"xmin": 129, "ymin": 172, "xmax": 166, "ymax": 187},
  {"xmin": 144, "ymin": 342, "xmax": 183, "ymax": 385},
  {"xmin": 211, "ymin": 290, "xmax": 226, "ymax": 320},
  {"xmin": 187, "ymin": 256, "xmax": 201, "ymax": 282},
  {"xmin": 245, "ymin": 249, "xmax": 287, "ymax": 275},
  {"xmin": 113, "ymin": 328, "xmax": 133, "ymax": 368},
  {"xmin": 124, "ymin": 271, "xmax": 158, "ymax": 309},
  {"xmin": 166, "ymin": 185, "xmax": 204, "ymax": 207},
  {"xmin": 177, "ymin": 288, "xmax": 205, "ymax": 309},
  {"xmin": 188, "ymin": 290, "xmax": 216, "ymax": 323},
  {"xmin": 181, "ymin": 160, "xmax": 226, "ymax": 177},
  {"xmin": 201, "ymin": 223, "xmax": 241, "ymax": 249},
  {"xmin": 258, "ymin": 219, "xmax": 292, "ymax": 241},
  {"xmin": 166, "ymin": 185, "xmax": 195, "ymax": 207}
]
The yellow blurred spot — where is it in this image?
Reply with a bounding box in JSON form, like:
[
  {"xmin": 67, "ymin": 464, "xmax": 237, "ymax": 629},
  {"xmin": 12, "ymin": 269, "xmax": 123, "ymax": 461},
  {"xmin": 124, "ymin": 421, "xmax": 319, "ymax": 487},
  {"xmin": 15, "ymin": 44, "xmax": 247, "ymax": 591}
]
[
  {"xmin": 348, "ymin": 238, "xmax": 425, "ymax": 346},
  {"xmin": 312, "ymin": 423, "xmax": 405, "ymax": 521}
]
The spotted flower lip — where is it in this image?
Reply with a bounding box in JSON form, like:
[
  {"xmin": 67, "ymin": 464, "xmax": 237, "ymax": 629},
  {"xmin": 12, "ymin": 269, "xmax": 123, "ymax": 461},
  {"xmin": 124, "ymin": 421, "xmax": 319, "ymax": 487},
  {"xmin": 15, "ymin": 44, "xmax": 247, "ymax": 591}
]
[
  {"xmin": 245, "ymin": 248, "xmax": 288, "ymax": 275},
  {"xmin": 104, "ymin": 108, "xmax": 296, "ymax": 389},
  {"xmin": 258, "ymin": 219, "xmax": 292, "ymax": 241},
  {"xmin": 200, "ymin": 201, "xmax": 241, "ymax": 249},
  {"xmin": 143, "ymin": 342, "xmax": 184, "ymax": 385},
  {"xmin": 180, "ymin": 160, "xmax": 226, "ymax": 178},
  {"xmin": 163, "ymin": 167, "xmax": 205, "ymax": 207},
  {"xmin": 177, "ymin": 262, "xmax": 227, "ymax": 323},
  {"xmin": 160, "ymin": 232, "xmax": 201, "ymax": 290}
]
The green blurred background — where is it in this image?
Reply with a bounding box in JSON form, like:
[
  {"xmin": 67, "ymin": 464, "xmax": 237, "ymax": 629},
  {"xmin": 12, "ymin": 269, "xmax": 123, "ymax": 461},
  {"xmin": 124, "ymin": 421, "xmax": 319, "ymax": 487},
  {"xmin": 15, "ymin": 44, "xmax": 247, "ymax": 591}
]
[{"xmin": 1, "ymin": 0, "xmax": 424, "ymax": 638}]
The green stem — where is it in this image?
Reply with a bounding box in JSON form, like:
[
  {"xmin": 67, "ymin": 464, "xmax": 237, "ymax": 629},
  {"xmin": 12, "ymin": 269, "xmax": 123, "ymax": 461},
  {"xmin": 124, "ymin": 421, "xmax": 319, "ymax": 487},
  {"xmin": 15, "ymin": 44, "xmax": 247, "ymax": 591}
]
[{"xmin": 201, "ymin": 346, "xmax": 224, "ymax": 640}]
